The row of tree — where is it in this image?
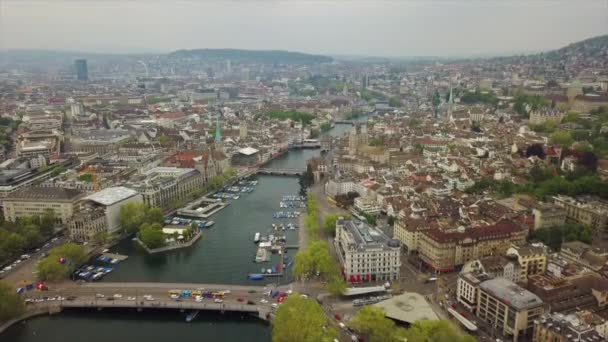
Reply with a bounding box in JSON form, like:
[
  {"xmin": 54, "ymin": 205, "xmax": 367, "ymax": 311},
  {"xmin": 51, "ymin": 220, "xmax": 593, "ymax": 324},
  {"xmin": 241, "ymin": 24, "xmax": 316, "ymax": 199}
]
[
  {"xmin": 118, "ymin": 203, "xmax": 166, "ymax": 248},
  {"xmin": 272, "ymin": 298, "xmax": 474, "ymax": 342},
  {"xmin": 36, "ymin": 243, "xmax": 87, "ymax": 281},
  {"xmin": 0, "ymin": 210, "xmax": 56, "ymax": 267},
  {"xmin": 292, "ymin": 195, "xmax": 347, "ymax": 296}
]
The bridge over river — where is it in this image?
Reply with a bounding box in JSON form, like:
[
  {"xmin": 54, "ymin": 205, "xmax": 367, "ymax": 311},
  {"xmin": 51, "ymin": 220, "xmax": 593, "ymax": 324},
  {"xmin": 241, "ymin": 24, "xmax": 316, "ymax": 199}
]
[{"xmin": 25, "ymin": 282, "xmax": 295, "ymax": 322}]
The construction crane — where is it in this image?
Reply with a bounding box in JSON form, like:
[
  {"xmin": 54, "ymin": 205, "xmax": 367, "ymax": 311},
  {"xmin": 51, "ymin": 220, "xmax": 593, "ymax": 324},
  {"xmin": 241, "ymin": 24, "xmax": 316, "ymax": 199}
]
[{"xmin": 80, "ymin": 165, "xmax": 99, "ymax": 192}]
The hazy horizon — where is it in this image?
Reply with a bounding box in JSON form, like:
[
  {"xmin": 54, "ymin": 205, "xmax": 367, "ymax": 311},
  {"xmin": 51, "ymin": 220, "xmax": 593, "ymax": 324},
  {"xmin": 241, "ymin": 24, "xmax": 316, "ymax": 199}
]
[{"xmin": 0, "ymin": 0, "xmax": 607, "ymax": 58}]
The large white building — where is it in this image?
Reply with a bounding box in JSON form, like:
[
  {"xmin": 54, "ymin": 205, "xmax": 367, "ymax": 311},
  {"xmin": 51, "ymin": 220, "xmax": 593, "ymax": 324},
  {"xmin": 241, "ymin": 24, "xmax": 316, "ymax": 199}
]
[
  {"xmin": 335, "ymin": 218, "xmax": 401, "ymax": 283},
  {"xmin": 84, "ymin": 187, "xmax": 143, "ymax": 233}
]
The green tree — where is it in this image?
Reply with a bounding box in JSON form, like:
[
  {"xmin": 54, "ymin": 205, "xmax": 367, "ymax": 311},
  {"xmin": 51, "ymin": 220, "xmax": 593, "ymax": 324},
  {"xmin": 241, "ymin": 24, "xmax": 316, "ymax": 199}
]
[
  {"xmin": 138, "ymin": 224, "xmax": 165, "ymax": 249},
  {"xmin": 40, "ymin": 209, "xmax": 56, "ymax": 236},
  {"xmin": 550, "ymin": 131, "xmax": 574, "ymax": 147},
  {"xmin": 37, "ymin": 243, "xmax": 87, "ymax": 281},
  {"xmin": 350, "ymin": 306, "xmax": 407, "ymax": 342},
  {"xmin": 51, "ymin": 166, "xmax": 66, "ymax": 176},
  {"xmin": 119, "ymin": 202, "xmax": 148, "ymax": 234},
  {"xmin": 388, "ymin": 97, "xmax": 401, "ymax": 108},
  {"xmin": 0, "ymin": 282, "xmax": 26, "ymax": 322},
  {"xmin": 93, "ymin": 231, "xmax": 111, "ymax": 246},
  {"xmin": 147, "ymin": 208, "xmax": 164, "ymax": 225},
  {"xmin": 323, "ymin": 214, "xmax": 349, "ymax": 235},
  {"xmin": 404, "ymin": 320, "xmax": 476, "ymax": 342},
  {"xmin": 78, "ymin": 173, "xmax": 94, "ymax": 182},
  {"xmin": 158, "ymin": 135, "xmax": 171, "ymax": 144},
  {"xmin": 328, "ymin": 276, "xmax": 347, "ymax": 297},
  {"xmin": 272, "ymin": 295, "xmax": 336, "ymax": 342}
]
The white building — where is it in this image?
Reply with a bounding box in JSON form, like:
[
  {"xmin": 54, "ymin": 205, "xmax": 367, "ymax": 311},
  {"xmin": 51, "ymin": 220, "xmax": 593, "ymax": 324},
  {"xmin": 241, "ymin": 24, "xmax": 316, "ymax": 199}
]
[
  {"xmin": 84, "ymin": 187, "xmax": 143, "ymax": 233},
  {"xmin": 354, "ymin": 196, "xmax": 381, "ymax": 215},
  {"xmin": 335, "ymin": 218, "xmax": 401, "ymax": 283}
]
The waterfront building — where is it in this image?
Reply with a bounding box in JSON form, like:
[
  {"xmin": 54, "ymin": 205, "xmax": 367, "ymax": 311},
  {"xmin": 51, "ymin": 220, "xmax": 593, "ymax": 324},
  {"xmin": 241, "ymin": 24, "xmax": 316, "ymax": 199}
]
[
  {"xmin": 335, "ymin": 218, "xmax": 401, "ymax": 283},
  {"xmin": 124, "ymin": 167, "xmax": 202, "ymax": 209},
  {"xmin": 3, "ymin": 186, "xmax": 85, "ymax": 224},
  {"xmin": 84, "ymin": 187, "xmax": 143, "ymax": 233},
  {"xmin": 68, "ymin": 202, "xmax": 107, "ymax": 242}
]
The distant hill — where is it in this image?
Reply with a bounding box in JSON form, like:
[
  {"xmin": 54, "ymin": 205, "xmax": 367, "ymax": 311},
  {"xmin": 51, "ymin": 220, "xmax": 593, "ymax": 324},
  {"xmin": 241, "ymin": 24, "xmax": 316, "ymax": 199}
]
[
  {"xmin": 544, "ymin": 35, "xmax": 608, "ymax": 59},
  {"xmin": 169, "ymin": 48, "xmax": 333, "ymax": 64}
]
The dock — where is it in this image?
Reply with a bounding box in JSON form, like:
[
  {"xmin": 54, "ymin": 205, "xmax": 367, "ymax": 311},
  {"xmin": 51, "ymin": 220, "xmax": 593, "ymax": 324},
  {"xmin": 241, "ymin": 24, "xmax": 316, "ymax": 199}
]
[
  {"xmin": 177, "ymin": 197, "xmax": 228, "ymax": 219},
  {"xmin": 100, "ymin": 253, "xmax": 129, "ymax": 261}
]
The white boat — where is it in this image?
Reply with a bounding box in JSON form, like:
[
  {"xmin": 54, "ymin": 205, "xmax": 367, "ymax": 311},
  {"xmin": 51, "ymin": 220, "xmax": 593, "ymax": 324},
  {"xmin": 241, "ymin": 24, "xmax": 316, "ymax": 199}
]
[
  {"xmin": 254, "ymin": 232, "xmax": 260, "ymax": 243},
  {"xmin": 206, "ymin": 221, "xmax": 215, "ymax": 228}
]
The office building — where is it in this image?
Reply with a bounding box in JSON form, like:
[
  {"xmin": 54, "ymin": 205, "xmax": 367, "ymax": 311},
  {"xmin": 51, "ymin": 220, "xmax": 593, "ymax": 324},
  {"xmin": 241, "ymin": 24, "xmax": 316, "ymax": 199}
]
[
  {"xmin": 3, "ymin": 187, "xmax": 86, "ymax": 224},
  {"xmin": 75, "ymin": 59, "xmax": 88, "ymax": 81},
  {"xmin": 335, "ymin": 218, "xmax": 401, "ymax": 283},
  {"xmin": 84, "ymin": 187, "xmax": 143, "ymax": 233}
]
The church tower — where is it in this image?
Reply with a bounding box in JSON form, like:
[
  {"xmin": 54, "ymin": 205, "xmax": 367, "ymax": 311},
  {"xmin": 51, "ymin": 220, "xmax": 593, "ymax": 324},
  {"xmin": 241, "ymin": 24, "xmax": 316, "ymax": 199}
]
[{"xmin": 214, "ymin": 116, "xmax": 223, "ymax": 151}]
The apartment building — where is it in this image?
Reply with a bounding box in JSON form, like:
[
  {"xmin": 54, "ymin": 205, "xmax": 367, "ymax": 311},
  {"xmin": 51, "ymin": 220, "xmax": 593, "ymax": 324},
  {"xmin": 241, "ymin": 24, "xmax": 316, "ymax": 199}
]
[
  {"xmin": 532, "ymin": 203, "xmax": 566, "ymax": 230},
  {"xmin": 335, "ymin": 218, "xmax": 401, "ymax": 283},
  {"xmin": 418, "ymin": 220, "xmax": 526, "ymax": 272},
  {"xmin": 506, "ymin": 245, "xmax": 547, "ymax": 282},
  {"xmin": 553, "ymin": 195, "xmax": 608, "ymax": 239},
  {"xmin": 3, "ymin": 186, "xmax": 85, "ymax": 224},
  {"xmin": 477, "ymin": 278, "xmax": 545, "ymax": 342},
  {"xmin": 354, "ymin": 196, "xmax": 381, "ymax": 215},
  {"xmin": 533, "ymin": 312, "xmax": 604, "ymax": 342},
  {"xmin": 68, "ymin": 203, "xmax": 107, "ymax": 242},
  {"xmin": 125, "ymin": 167, "xmax": 202, "ymax": 209}
]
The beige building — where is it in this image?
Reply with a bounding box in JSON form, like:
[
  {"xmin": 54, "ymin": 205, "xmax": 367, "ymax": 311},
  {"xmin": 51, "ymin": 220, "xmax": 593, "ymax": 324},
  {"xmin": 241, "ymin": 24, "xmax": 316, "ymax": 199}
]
[
  {"xmin": 532, "ymin": 203, "xmax": 566, "ymax": 230},
  {"xmin": 477, "ymin": 278, "xmax": 545, "ymax": 342},
  {"xmin": 533, "ymin": 312, "xmax": 604, "ymax": 342},
  {"xmin": 68, "ymin": 203, "xmax": 107, "ymax": 242},
  {"xmin": 3, "ymin": 187, "xmax": 85, "ymax": 224},
  {"xmin": 506, "ymin": 245, "xmax": 547, "ymax": 282},
  {"xmin": 335, "ymin": 218, "xmax": 401, "ymax": 283},
  {"xmin": 553, "ymin": 195, "xmax": 608, "ymax": 239},
  {"xmin": 529, "ymin": 109, "xmax": 563, "ymax": 125},
  {"xmin": 125, "ymin": 167, "xmax": 202, "ymax": 209},
  {"xmin": 417, "ymin": 220, "xmax": 527, "ymax": 272}
]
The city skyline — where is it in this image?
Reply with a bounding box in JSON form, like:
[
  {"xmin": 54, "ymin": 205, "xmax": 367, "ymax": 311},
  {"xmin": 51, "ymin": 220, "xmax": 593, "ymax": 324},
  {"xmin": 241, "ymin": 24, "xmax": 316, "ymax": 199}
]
[{"xmin": 0, "ymin": 0, "xmax": 606, "ymax": 58}]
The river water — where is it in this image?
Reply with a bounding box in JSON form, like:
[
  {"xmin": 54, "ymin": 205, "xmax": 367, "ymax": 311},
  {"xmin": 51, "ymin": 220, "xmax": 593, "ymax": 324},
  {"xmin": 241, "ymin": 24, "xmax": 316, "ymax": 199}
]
[{"xmin": 1, "ymin": 124, "xmax": 355, "ymax": 342}]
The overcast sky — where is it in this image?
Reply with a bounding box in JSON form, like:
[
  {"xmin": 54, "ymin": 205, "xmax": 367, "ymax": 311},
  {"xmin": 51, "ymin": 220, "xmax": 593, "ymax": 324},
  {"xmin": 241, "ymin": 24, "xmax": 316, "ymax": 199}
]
[{"xmin": 0, "ymin": 0, "xmax": 606, "ymax": 57}]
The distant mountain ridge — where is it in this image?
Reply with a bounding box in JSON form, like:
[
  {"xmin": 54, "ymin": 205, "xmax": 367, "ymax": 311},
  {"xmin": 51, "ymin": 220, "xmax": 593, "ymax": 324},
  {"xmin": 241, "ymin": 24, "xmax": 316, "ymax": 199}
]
[{"xmin": 169, "ymin": 48, "xmax": 333, "ymax": 64}]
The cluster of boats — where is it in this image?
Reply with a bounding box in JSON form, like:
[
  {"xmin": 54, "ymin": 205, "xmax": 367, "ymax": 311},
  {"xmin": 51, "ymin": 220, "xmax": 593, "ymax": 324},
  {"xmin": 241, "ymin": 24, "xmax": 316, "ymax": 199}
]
[
  {"xmin": 352, "ymin": 294, "xmax": 392, "ymax": 307},
  {"xmin": 164, "ymin": 217, "xmax": 215, "ymax": 229},
  {"xmin": 224, "ymin": 186, "xmax": 254, "ymax": 193},
  {"xmin": 96, "ymin": 256, "xmax": 121, "ymax": 264},
  {"xmin": 279, "ymin": 201, "xmax": 306, "ymax": 208},
  {"xmin": 282, "ymin": 195, "xmax": 305, "ymax": 201},
  {"xmin": 272, "ymin": 211, "xmax": 301, "ymax": 219},
  {"xmin": 73, "ymin": 265, "xmax": 114, "ymax": 281},
  {"xmin": 271, "ymin": 223, "xmax": 298, "ymax": 231},
  {"xmin": 211, "ymin": 192, "xmax": 240, "ymax": 200}
]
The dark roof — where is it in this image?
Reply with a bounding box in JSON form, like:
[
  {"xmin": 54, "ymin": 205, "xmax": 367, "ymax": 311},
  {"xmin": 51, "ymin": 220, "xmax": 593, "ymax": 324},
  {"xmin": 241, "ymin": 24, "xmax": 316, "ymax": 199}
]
[{"xmin": 6, "ymin": 186, "xmax": 85, "ymax": 202}]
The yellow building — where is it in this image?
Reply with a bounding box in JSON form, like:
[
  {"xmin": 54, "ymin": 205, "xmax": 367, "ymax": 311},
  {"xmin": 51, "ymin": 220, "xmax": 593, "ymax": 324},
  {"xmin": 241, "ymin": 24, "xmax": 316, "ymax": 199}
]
[
  {"xmin": 3, "ymin": 187, "xmax": 85, "ymax": 224},
  {"xmin": 418, "ymin": 220, "xmax": 526, "ymax": 272},
  {"xmin": 506, "ymin": 245, "xmax": 547, "ymax": 282}
]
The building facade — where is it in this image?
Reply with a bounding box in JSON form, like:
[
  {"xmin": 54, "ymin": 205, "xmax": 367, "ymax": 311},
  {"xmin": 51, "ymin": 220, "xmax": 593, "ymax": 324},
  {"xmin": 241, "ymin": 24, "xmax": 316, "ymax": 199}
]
[
  {"xmin": 335, "ymin": 218, "xmax": 401, "ymax": 283},
  {"xmin": 3, "ymin": 187, "xmax": 85, "ymax": 224}
]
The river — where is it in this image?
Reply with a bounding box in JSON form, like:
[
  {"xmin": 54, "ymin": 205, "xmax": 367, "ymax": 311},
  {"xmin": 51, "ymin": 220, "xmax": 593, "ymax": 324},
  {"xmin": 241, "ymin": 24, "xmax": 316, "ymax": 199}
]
[{"xmin": 1, "ymin": 123, "xmax": 357, "ymax": 342}]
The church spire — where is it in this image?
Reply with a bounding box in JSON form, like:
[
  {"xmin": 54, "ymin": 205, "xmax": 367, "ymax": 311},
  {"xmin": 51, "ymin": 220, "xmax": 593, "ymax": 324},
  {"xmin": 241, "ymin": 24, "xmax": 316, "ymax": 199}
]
[{"xmin": 215, "ymin": 116, "xmax": 222, "ymax": 143}]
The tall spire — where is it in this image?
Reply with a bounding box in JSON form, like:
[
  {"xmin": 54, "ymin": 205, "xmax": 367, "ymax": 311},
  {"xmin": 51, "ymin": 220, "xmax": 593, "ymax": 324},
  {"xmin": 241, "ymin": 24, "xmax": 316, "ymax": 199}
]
[{"xmin": 215, "ymin": 116, "xmax": 222, "ymax": 143}]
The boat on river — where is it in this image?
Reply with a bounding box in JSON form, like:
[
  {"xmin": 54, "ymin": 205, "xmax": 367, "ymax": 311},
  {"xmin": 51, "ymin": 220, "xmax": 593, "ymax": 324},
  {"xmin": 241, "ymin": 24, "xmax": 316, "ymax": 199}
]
[
  {"xmin": 248, "ymin": 274, "xmax": 264, "ymax": 280},
  {"xmin": 185, "ymin": 310, "xmax": 199, "ymax": 322},
  {"xmin": 254, "ymin": 232, "xmax": 260, "ymax": 243}
]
